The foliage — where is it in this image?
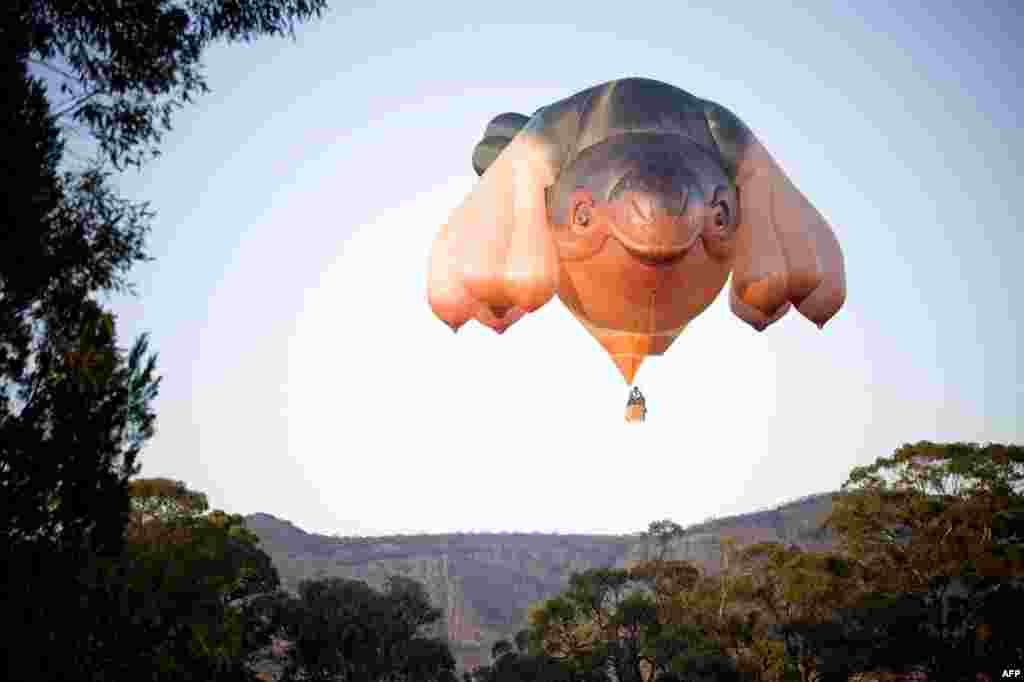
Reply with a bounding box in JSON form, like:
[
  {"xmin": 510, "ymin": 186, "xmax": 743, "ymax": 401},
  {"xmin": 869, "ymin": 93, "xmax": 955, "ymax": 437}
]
[
  {"xmin": 2, "ymin": 270, "xmax": 160, "ymax": 679},
  {"xmin": 528, "ymin": 563, "xmax": 736, "ymax": 682},
  {"xmin": 468, "ymin": 631, "xmax": 585, "ymax": 682},
  {"xmin": 715, "ymin": 543, "xmax": 863, "ymax": 682},
  {"xmin": 1, "ymin": 47, "xmax": 157, "ymax": 558},
  {"xmin": 779, "ymin": 575, "xmax": 1024, "ymax": 682},
  {"xmin": 780, "ymin": 441, "xmax": 1024, "ymax": 680},
  {"xmin": 78, "ymin": 479, "xmax": 281, "ymax": 680},
  {"xmin": 521, "ymin": 442, "xmax": 1021, "ymax": 682},
  {"xmin": 644, "ymin": 519, "xmax": 686, "ymax": 561},
  {"xmin": 10, "ymin": 0, "xmax": 328, "ymax": 169},
  {"xmin": 3, "ymin": 1, "xmax": 328, "ymax": 678},
  {"xmin": 129, "ymin": 476, "xmax": 210, "ymax": 522},
  {"xmin": 827, "ymin": 441, "xmax": 1024, "ymax": 591},
  {"xmin": 276, "ymin": 575, "xmax": 457, "ymax": 682}
]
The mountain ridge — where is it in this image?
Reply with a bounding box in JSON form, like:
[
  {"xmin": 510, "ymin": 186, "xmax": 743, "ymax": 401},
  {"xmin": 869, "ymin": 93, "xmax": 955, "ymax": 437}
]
[{"xmin": 244, "ymin": 490, "xmax": 839, "ymax": 671}]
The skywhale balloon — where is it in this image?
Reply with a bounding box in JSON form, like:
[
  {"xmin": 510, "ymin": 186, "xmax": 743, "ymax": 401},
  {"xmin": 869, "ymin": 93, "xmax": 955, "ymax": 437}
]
[{"xmin": 427, "ymin": 78, "xmax": 846, "ymax": 407}]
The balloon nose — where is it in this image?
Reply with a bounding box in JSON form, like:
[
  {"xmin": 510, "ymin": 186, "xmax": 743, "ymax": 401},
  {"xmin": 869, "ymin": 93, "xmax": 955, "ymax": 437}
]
[
  {"xmin": 626, "ymin": 185, "xmax": 689, "ymax": 222},
  {"xmin": 610, "ymin": 190, "xmax": 704, "ymax": 262}
]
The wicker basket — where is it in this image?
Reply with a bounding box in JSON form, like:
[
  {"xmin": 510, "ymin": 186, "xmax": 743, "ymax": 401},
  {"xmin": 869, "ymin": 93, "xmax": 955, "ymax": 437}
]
[{"xmin": 625, "ymin": 387, "xmax": 646, "ymax": 423}]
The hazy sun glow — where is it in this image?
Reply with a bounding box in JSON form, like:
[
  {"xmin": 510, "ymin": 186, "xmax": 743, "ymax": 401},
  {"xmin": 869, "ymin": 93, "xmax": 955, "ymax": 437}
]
[
  {"xmin": 113, "ymin": 2, "xmax": 1020, "ymax": 537},
  {"xmin": 285, "ymin": 177, "xmax": 805, "ymax": 536}
]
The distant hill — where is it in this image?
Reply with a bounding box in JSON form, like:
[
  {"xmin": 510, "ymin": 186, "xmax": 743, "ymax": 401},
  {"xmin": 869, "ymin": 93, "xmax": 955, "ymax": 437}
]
[{"xmin": 244, "ymin": 491, "xmax": 839, "ymax": 671}]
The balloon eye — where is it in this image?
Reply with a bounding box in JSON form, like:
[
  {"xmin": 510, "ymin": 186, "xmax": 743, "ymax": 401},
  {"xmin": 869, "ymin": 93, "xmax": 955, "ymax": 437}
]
[
  {"xmin": 574, "ymin": 204, "xmax": 591, "ymax": 229},
  {"xmin": 713, "ymin": 201, "xmax": 730, "ymax": 228}
]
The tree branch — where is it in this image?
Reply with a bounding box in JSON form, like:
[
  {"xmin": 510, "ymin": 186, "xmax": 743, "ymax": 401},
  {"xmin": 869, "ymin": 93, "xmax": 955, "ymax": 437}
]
[
  {"xmin": 27, "ymin": 58, "xmax": 80, "ymax": 82},
  {"xmin": 53, "ymin": 89, "xmax": 103, "ymax": 119}
]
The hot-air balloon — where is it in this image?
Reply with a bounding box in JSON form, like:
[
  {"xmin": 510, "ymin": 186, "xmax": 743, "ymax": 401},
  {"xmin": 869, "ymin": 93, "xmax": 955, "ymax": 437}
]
[{"xmin": 427, "ymin": 78, "xmax": 846, "ymax": 421}]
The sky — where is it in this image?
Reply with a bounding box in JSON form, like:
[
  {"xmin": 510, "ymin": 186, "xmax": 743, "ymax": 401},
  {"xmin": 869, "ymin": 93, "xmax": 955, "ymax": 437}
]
[{"xmin": 103, "ymin": 0, "xmax": 1022, "ymax": 537}]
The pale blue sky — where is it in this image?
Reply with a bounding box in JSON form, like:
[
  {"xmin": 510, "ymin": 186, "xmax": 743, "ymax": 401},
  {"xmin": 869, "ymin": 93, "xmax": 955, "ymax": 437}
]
[{"xmin": 107, "ymin": 1, "xmax": 1021, "ymax": 535}]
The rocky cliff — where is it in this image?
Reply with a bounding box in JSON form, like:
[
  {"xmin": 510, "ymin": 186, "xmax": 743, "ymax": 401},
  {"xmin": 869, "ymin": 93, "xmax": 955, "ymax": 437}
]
[{"xmin": 244, "ymin": 491, "xmax": 838, "ymax": 671}]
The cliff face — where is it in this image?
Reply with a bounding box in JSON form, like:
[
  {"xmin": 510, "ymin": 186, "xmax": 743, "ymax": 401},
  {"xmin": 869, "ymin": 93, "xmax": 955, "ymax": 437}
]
[
  {"xmin": 620, "ymin": 491, "xmax": 837, "ymax": 572},
  {"xmin": 244, "ymin": 491, "xmax": 838, "ymax": 671}
]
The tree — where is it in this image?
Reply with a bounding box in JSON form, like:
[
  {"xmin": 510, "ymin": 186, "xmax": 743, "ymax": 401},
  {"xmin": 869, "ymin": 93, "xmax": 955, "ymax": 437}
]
[
  {"xmin": 778, "ymin": 575, "xmax": 1024, "ymax": 682},
  {"xmin": 1, "ymin": 86, "xmax": 161, "ymax": 670},
  {"xmin": 3, "ymin": 2, "xmax": 328, "ymax": 678},
  {"xmin": 491, "ymin": 639, "xmax": 514, "ymax": 662},
  {"xmin": 651, "ymin": 534, "xmax": 780, "ymax": 681},
  {"xmin": 12, "ymin": 0, "xmax": 328, "ymax": 169},
  {"xmin": 726, "ymin": 543, "xmax": 864, "ymax": 682},
  {"xmin": 529, "ymin": 564, "xmax": 734, "ymax": 682},
  {"xmin": 278, "ymin": 576, "xmax": 456, "ymax": 682},
  {"xmin": 129, "ymin": 476, "xmax": 210, "ymax": 524},
  {"xmin": 778, "ymin": 441, "xmax": 1024, "ymax": 681},
  {"xmin": 514, "ymin": 629, "xmax": 530, "ymax": 657},
  {"xmin": 89, "ymin": 479, "xmax": 283, "ymax": 680},
  {"xmin": 1, "ymin": 36, "xmax": 157, "ymax": 560},
  {"xmin": 468, "ymin": 631, "xmax": 580, "ymax": 682},
  {"xmin": 2, "ymin": 298, "xmax": 160, "ymax": 680},
  {"xmin": 126, "ymin": 478, "xmax": 281, "ymax": 601},
  {"xmin": 826, "ymin": 441, "xmax": 1024, "ymax": 593},
  {"xmin": 644, "ymin": 520, "xmax": 686, "ymax": 562},
  {"xmin": 626, "ymin": 538, "xmax": 859, "ymax": 682}
]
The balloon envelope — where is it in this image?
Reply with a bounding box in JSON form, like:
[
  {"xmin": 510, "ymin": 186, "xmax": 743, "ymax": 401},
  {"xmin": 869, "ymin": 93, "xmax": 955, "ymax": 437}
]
[{"xmin": 427, "ymin": 78, "xmax": 846, "ymax": 389}]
